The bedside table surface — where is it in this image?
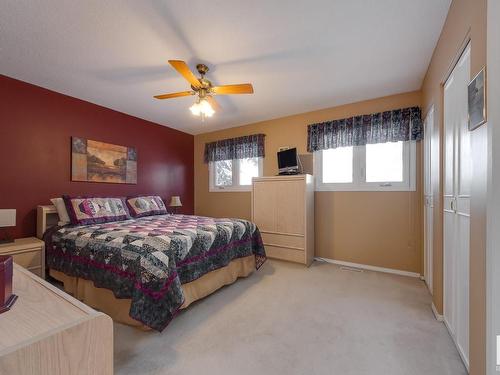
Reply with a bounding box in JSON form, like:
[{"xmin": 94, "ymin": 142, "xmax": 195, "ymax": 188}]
[
  {"xmin": 0, "ymin": 237, "xmax": 44, "ymax": 254},
  {"xmin": 0, "ymin": 265, "xmax": 114, "ymax": 374}
]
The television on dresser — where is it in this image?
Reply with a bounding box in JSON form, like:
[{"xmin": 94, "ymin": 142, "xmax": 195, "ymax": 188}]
[{"xmin": 277, "ymin": 147, "xmax": 299, "ymax": 175}]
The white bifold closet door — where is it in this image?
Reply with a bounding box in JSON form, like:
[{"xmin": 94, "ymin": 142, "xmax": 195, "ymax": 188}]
[
  {"xmin": 423, "ymin": 106, "xmax": 435, "ymax": 295},
  {"xmin": 443, "ymin": 43, "xmax": 471, "ymax": 369}
]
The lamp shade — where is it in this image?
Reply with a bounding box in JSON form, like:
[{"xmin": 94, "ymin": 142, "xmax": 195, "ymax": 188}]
[
  {"xmin": 0, "ymin": 210, "xmax": 16, "ymax": 228},
  {"xmin": 169, "ymin": 196, "xmax": 182, "ymax": 207}
]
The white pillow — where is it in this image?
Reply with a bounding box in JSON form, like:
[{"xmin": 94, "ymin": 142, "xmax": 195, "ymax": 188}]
[{"xmin": 50, "ymin": 197, "xmax": 71, "ymax": 225}]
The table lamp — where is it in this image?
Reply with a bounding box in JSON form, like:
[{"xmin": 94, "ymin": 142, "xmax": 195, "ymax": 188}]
[
  {"xmin": 0, "ymin": 209, "xmax": 16, "ymax": 245},
  {"xmin": 169, "ymin": 196, "xmax": 182, "ymax": 214}
]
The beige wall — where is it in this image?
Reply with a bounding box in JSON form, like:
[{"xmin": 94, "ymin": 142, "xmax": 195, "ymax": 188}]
[
  {"xmin": 195, "ymin": 91, "xmax": 423, "ymax": 274},
  {"xmin": 420, "ymin": 0, "xmax": 487, "ymax": 374}
]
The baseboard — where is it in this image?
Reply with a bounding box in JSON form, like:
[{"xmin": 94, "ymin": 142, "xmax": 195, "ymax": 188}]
[
  {"xmin": 431, "ymin": 303, "xmax": 444, "ymax": 322},
  {"xmin": 314, "ymin": 257, "xmax": 421, "ymax": 278},
  {"xmin": 443, "ymin": 318, "xmax": 469, "ymax": 371}
]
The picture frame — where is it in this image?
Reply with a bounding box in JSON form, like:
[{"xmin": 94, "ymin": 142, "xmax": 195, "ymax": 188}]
[
  {"xmin": 468, "ymin": 67, "xmax": 487, "ymax": 131},
  {"xmin": 71, "ymin": 137, "xmax": 137, "ymax": 184}
]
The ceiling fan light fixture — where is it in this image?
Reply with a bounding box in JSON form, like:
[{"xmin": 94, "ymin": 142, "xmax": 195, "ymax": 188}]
[
  {"xmin": 189, "ymin": 98, "xmax": 214, "ymax": 118},
  {"xmin": 154, "ymin": 60, "xmax": 254, "ymax": 121},
  {"xmin": 189, "ymin": 101, "xmax": 201, "ymax": 116}
]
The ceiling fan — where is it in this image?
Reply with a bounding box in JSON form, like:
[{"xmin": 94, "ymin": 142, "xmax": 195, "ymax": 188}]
[{"xmin": 154, "ymin": 60, "xmax": 254, "ymax": 119}]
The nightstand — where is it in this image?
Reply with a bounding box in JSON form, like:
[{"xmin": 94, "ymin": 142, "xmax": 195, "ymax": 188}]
[{"xmin": 0, "ymin": 237, "xmax": 45, "ymax": 279}]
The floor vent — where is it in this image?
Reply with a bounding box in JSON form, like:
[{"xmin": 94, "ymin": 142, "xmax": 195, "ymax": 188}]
[{"xmin": 340, "ymin": 266, "xmax": 363, "ymax": 273}]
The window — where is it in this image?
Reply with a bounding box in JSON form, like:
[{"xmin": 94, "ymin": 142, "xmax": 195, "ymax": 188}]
[
  {"xmin": 315, "ymin": 141, "xmax": 416, "ymax": 191},
  {"xmin": 365, "ymin": 142, "xmax": 404, "ymax": 182},
  {"xmin": 209, "ymin": 157, "xmax": 263, "ymax": 192},
  {"xmin": 322, "ymin": 147, "xmax": 353, "ymax": 183}
]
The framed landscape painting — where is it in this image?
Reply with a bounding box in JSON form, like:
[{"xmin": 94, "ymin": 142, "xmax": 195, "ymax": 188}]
[{"xmin": 71, "ymin": 137, "xmax": 137, "ymax": 184}]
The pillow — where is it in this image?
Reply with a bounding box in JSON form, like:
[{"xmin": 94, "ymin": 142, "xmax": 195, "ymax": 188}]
[
  {"xmin": 126, "ymin": 196, "xmax": 168, "ymax": 218},
  {"xmin": 50, "ymin": 197, "xmax": 71, "ymax": 226},
  {"xmin": 63, "ymin": 195, "xmax": 130, "ymax": 225}
]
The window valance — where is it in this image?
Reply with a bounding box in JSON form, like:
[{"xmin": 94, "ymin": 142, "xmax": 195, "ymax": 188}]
[
  {"xmin": 204, "ymin": 133, "xmax": 265, "ymax": 163},
  {"xmin": 307, "ymin": 106, "xmax": 423, "ymax": 152}
]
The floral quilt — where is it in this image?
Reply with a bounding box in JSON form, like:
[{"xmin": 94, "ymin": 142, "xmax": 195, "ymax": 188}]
[{"xmin": 45, "ymin": 214, "xmax": 266, "ymax": 331}]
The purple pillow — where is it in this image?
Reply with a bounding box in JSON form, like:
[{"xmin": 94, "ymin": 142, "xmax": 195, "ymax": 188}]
[
  {"xmin": 126, "ymin": 196, "xmax": 168, "ymax": 218},
  {"xmin": 63, "ymin": 195, "xmax": 130, "ymax": 225}
]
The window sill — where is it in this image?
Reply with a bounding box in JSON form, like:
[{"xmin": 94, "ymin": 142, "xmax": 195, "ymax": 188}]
[{"xmin": 315, "ymin": 184, "xmax": 416, "ymax": 192}]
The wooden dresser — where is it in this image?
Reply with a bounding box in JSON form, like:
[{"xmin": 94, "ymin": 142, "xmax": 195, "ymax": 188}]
[
  {"xmin": 0, "ymin": 264, "xmax": 113, "ymax": 375},
  {"xmin": 252, "ymin": 174, "xmax": 314, "ymax": 266}
]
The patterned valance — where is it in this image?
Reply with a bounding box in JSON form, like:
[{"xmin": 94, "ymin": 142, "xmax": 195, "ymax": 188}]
[
  {"xmin": 204, "ymin": 134, "xmax": 265, "ymax": 163},
  {"xmin": 307, "ymin": 106, "xmax": 423, "ymax": 152}
]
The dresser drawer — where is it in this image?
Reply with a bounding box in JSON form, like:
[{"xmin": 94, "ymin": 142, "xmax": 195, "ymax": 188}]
[
  {"xmin": 265, "ymin": 245, "xmax": 305, "ymax": 264},
  {"xmin": 12, "ymin": 250, "xmax": 42, "ymax": 269},
  {"xmin": 261, "ymin": 232, "xmax": 304, "ymax": 250}
]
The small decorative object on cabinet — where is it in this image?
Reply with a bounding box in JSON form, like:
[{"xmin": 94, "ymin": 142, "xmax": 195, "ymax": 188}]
[
  {"xmin": 0, "ymin": 264, "xmax": 113, "ymax": 375},
  {"xmin": 0, "ymin": 256, "xmax": 17, "ymax": 314},
  {"xmin": 252, "ymin": 174, "xmax": 314, "ymax": 266},
  {"xmin": 0, "ymin": 237, "xmax": 45, "ymax": 279},
  {"xmin": 0, "ymin": 209, "xmax": 16, "ymax": 244},
  {"xmin": 169, "ymin": 195, "xmax": 182, "ymax": 214}
]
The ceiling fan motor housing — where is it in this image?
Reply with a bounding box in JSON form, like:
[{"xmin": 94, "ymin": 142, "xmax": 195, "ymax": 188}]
[{"xmin": 196, "ymin": 64, "xmax": 209, "ymax": 76}]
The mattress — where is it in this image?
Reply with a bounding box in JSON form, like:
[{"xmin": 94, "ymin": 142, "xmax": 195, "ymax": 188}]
[{"xmin": 44, "ymin": 214, "xmax": 266, "ymax": 331}]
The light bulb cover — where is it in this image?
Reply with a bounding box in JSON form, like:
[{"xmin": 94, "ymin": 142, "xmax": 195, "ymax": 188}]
[
  {"xmin": 189, "ymin": 98, "xmax": 214, "ymax": 117},
  {"xmin": 189, "ymin": 102, "xmax": 201, "ymax": 116}
]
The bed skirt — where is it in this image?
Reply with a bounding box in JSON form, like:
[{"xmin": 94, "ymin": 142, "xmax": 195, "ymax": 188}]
[{"xmin": 50, "ymin": 255, "xmax": 256, "ymax": 329}]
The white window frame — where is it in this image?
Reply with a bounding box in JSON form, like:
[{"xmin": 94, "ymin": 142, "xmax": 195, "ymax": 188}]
[
  {"xmin": 209, "ymin": 157, "xmax": 263, "ymax": 192},
  {"xmin": 314, "ymin": 141, "xmax": 416, "ymax": 192}
]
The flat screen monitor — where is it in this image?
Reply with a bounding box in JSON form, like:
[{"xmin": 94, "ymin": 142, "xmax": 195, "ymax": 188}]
[{"xmin": 277, "ymin": 148, "xmax": 299, "ymax": 174}]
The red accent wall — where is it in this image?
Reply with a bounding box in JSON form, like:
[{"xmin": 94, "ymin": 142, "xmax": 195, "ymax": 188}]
[{"xmin": 0, "ymin": 75, "xmax": 194, "ymax": 238}]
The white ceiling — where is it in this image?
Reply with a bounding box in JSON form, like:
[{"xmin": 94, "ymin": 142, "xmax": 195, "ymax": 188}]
[{"xmin": 0, "ymin": 0, "xmax": 451, "ymax": 135}]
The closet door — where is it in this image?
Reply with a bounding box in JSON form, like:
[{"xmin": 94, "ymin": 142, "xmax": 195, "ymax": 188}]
[
  {"xmin": 443, "ymin": 44, "xmax": 470, "ymax": 368},
  {"xmin": 423, "ymin": 107, "xmax": 435, "ymax": 294}
]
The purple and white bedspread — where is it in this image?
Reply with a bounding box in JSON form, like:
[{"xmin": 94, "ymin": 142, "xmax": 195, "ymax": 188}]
[{"xmin": 44, "ymin": 214, "xmax": 266, "ymax": 331}]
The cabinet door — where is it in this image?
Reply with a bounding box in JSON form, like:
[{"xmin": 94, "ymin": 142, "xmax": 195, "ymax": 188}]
[
  {"xmin": 253, "ymin": 181, "xmax": 277, "ymax": 232},
  {"xmin": 276, "ymin": 180, "xmax": 304, "ymax": 235}
]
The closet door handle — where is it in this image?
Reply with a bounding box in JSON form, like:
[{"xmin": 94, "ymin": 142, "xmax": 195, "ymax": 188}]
[{"xmin": 450, "ymin": 198, "xmax": 456, "ymax": 212}]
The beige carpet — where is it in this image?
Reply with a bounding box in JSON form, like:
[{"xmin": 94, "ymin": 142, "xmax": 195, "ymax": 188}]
[{"xmin": 114, "ymin": 259, "xmax": 467, "ymax": 375}]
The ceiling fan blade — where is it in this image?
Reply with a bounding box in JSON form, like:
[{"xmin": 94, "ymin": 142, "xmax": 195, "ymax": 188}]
[
  {"xmin": 168, "ymin": 60, "xmax": 201, "ymax": 88},
  {"xmin": 206, "ymin": 96, "xmax": 222, "ymax": 112},
  {"xmin": 154, "ymin": 91, "xmax": 193, "ymax": 100},
  {"xmin": 211, "ymin": 83, "xmax": 254, "ymax": 95}
]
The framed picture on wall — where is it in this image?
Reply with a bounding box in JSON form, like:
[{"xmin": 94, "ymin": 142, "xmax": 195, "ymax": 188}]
[
  {"xmin": 71, "ymin": 137, "xmax": 137, "ymax": 184},
  {"xmin": 468, "ymin": 67, "xmax": 487, "ymax": 131}
]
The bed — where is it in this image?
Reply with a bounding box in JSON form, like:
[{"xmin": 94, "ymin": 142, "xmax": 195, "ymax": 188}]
[{"xmin": 38, "ymin": 205, "xmax": 266, "ymax": 331}]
